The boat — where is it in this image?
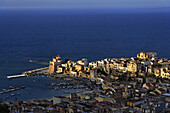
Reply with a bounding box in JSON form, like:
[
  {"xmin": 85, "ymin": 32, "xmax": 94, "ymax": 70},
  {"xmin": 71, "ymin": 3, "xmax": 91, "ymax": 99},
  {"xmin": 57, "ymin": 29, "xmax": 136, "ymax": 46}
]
[
  {"xmin": 21, "ymin": 86, "xmax": 26, "ymax": 89},
  {"xmin": 9, "ymin": 86, "xmax": 14, "ymax": 89},
  {"xmin": 51, "ymin": 83, "xmax": 56, "ymax": 86},
  {"xmin": 64, "ymin": 90, "xmax": 69, "ymax": 93},
  {"xmin": 54, "ymin": 87, "xmax": 59, "ymax": 90}
]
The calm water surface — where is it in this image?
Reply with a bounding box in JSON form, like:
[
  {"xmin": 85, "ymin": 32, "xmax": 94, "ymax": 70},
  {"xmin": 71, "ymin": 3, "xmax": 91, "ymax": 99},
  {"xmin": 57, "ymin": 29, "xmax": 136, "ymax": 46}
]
[{"xmin": 0, "ymin": 9, "xmax": 170, "ymax": 102}]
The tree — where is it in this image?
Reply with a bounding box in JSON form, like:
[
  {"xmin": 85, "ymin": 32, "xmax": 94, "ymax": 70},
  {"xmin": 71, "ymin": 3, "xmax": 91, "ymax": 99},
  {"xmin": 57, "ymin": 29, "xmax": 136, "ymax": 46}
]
[
  {"xmin": 65, "ymin": 59, "xmax": 69, "ymax": 63},
  {"xmin": 0, "ymin": 103, "xmax": 10, "ymax": 113},
  {"xmin": 146, "ymin": 73, "xmax": 156, "ymax": 78}
]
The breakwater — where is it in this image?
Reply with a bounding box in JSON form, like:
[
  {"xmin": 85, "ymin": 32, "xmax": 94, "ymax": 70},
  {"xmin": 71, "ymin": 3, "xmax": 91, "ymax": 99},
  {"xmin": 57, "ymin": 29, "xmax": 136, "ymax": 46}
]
[
  {"xmin": 7, "ymin": 67, "xmax": 49, "ymax": 79},
  {"xmin": 23, "ymin": 67, "xmax": 49, "ymax": 76}
]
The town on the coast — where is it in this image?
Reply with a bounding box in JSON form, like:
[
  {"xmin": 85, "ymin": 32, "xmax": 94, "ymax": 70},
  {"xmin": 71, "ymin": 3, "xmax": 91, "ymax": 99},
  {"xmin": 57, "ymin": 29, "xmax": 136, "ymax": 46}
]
[{"xmin": 1, "ymin": 52, "xmax": 170, "ymax": 113}]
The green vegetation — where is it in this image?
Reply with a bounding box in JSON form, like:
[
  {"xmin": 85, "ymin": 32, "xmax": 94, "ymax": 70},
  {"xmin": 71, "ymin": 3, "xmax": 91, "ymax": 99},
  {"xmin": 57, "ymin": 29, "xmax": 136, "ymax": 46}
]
[
  {"xmin": 146, "ymin": 74, "xmax": 156, "ymax": 78},
  {"xmin": 38, "ymin": 103, "xmax": 49, "ymax": 107},
  {"xmin": 0, "ymin": 103, "xmax": 10, "ymax": 113}
]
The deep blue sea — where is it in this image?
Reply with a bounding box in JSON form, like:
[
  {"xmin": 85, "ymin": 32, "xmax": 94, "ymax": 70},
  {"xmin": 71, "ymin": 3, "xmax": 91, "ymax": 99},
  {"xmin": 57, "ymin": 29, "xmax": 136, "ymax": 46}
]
[{"xmin": 0, "ymin": 8, "xmax": 170, "ymax": 102}]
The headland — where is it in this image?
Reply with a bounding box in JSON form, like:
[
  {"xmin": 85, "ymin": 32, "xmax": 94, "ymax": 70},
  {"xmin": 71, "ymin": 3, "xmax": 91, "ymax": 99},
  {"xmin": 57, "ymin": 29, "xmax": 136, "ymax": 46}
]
[{"xmin": 2, "ymin": 52, "xmax": 170, "ymax": 113}]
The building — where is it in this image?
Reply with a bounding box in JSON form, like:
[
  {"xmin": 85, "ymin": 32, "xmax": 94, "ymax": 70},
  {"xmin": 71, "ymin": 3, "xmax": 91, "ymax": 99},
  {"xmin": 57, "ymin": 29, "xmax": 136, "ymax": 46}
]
[
  {"xmin": 146, "ymin": 52, "xmax": 157, "ymax": 60},
  {"xmin": 77, "ymin": 58, "xmax": 88, "ymax": 67},
  {"xmin": 48, "ymin": 56, "xmax": 62, "ymax": 73},
  {"xmin": 127, "ymin": 60, "xmax": 137, "ymax": 73},
  {"xmin": 90, "ymin": 69, "xmax": 97, "ymax": 81},
  {"xmin": 127, "ymin": 98, "xmax": 145, "ymax": 108},
  {"xmin": 49, "ymin": 61, "xmax": 58, "ymax": 73},
  {"xmin": 141, "ymin": 101, "xmax": 166, "ymax": 113},
  {"xmin": 137, "ymin": 52, "xmax": 149, "ymax": 60},
  {"xmin": 160, "ymin": 67, "xmax": 170, "ymax": 79},
  {"xmin": 137, "ymin": 52, "xmax": 157, "ymax": 60},
  {"xmin": 75, "ymin": 64, "xmax": 83, "ymax": 71},
  {"xmin": 154, "ymin": 68, "xmax": 160, "ymax": 77}
]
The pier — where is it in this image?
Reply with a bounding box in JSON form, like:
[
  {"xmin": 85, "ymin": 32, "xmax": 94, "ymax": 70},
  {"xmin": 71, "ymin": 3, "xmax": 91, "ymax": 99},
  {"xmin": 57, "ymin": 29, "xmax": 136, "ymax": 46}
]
[
  {"xmin": 7, "ymin": 67, "xmax": 49, "ymax": 79},
  {"xmin": 7, "ymin": 74, "xmax": 27, "ymax": 79},
  {"xmin": 23, "ymin": 67, "xmax": 49, "ymax": 76}
]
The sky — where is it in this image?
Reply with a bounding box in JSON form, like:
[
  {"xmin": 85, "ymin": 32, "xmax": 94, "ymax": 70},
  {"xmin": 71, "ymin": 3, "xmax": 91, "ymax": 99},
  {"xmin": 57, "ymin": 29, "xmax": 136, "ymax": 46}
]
[{"xmin": 0, "ymin": 0, "xmax": 170, "ymax": 9}]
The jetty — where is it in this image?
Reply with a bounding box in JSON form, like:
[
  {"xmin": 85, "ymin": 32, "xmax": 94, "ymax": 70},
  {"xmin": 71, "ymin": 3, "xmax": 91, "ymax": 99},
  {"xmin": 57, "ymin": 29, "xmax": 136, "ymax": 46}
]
[
  {"xmin": 29, "ymin": 60, "xmax": 49, "ymax": 65},
  {"xmin": 7, "ymin": 67, "xmax": 49, "ymax": 79},
  {"xmin": 7, "ymin": 74, "xmax": 27, "ymax": 79},
  {"xmin": 22, "ymin": 67, "xmax": 49, "ymax": 76}
]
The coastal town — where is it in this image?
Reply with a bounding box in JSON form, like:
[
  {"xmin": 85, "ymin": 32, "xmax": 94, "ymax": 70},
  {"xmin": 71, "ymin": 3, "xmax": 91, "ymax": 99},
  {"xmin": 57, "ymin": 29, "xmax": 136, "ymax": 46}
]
[{"xmin": 1, "ymin": 52, "xmax": 170, "ymax": 113}]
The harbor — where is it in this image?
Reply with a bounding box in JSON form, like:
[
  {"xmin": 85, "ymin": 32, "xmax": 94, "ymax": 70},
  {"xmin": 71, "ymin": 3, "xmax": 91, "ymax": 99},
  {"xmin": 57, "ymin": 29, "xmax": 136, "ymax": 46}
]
[{"xmin": 1, "ymin": 73, "xmax": 91, "ymax": 102}]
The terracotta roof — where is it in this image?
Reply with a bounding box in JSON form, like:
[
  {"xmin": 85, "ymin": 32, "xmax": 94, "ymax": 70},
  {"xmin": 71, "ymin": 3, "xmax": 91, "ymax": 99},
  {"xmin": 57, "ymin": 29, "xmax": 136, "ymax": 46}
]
[
  {"xmin": 92, "ymin": 67, "xmax": 102, "ymax": 69},
  {"xmin": 119, "ymin": 62, "xmax": 126, "ymax": 65},
  {"xmin": 146, "ymin": 52, "xmax": 156, "ymax": 54}
]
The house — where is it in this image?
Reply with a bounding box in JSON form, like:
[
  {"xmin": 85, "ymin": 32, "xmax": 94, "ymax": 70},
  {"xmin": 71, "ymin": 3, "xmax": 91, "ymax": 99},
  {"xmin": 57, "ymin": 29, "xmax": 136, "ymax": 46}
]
[
  {"xmin": 46, "ymin": 107, "xmax": 55, "ymax": 113},
  {"xmin": 84, "ymin": 66, "xmax": 90, "ymax": 72},
  {"xmin": 110, "ymin": 60, "xmax": 119, "ymax": 69},
  {"xmin": 70, "ymin": 71, "xmax": 78, "ymax": 77},
  {"xmin": 49, "ymin": 61, "xmax": 58, "ymax": 73},
  {"xmin": 154, "ymin": 68, "xmax": 160, "ymax": 77},
  {"xmin": 77, "ymin": 58, "xmax": 88, "ymax": 67},
  {"xmin": 78, "ymin": 71, "xmax": 87, "ymax": 78},
  {"xmin": 70, "ymin": 93, "xmax": 78, "ymax": 101},
  {"xmin": 89, "ymin": 62, "xmax": 97, "ymax": 68},
  {"xmin": 75, "ymin": 64, "xmax": 83, "ymax": 71},
  {"xmin": 127, "ymin": 60, "xmax": 137, "ymax": 73},
  {"xmin": 127, "ymin": 98, "xmax": 145, "ymax": 108},
  {"xmin": 56, "ymin": 66, "xmax": 64, "ymax": 73},
  {"xmin": 147, "ymin": 64, "xmax": 154, "ymax": 73},
  {"xmin": 118, "ymin": 62, "xmax": 126, "ymax": 71},
  {"xmin": 162, "ymin": 93, "xmax": 170, "ymax": 102},
  {"xmin": 137, "ymin": 52, "xmax": 149, "ymax": 60},
  {"xmin": 154, "ymin": 66, "xmax": 170, "ymax": 79},
  {"xmin": 141, "ymin": 101, "xmax": 166, "ymax": 113},
  {"xmin": 97, "ymin": 60, "xmax": 104, "ymax": 67},
  {"xmin": 96, "ymin": 95, "xmax": 115, "ymax": 104},
  {"xmin": 79, "ymin": 93, "xmax": 94, "ymax": 100},
  {"xmin": 160, "ymin": 67, "xmax": 170, "ymax": 79},
  {"xmin": 146, "ymin": 52, "xmax": 157, "ymax": 60},
  {"xmin": 48, "ymin": 96, "xmax": 69, "ymax": 105},
  {"xmin": 48, "ymin": 55, "xmax": 62, "ymax": 73},
  {"xmin": 90, "ymin": 69, "xmax": 97, "ymax": 81}
]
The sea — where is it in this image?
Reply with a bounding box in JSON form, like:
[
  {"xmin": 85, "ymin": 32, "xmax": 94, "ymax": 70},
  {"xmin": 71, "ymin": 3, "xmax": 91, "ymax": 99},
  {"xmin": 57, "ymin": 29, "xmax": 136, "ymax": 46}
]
[{"xmin": 0, "ymin": 8, "xmax": 170, "ymax": 102}]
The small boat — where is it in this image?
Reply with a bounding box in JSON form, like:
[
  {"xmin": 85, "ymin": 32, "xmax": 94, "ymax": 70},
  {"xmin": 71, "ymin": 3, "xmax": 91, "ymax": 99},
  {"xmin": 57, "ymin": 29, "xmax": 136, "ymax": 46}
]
[
  {"xmin": 9, "ymin": 86, "xmax": 14, "ymax": 89},
  {"xmin": 21, "ymin": 86, "xmax": 25, "ymax": 89},
  {"xmin": 64, "ymin": 90, "xmax": 69, "ymax": 93},
  {"xmin": 54, "ymin": 87, "xmax": 59, "ymax": 90},
  {"xmin": 51, "ymin": 83, "xmax": 56, "ymax": 86},
  {"xmin": 2, "ymin": 89, "xmax": 6, "ymax": 91}
]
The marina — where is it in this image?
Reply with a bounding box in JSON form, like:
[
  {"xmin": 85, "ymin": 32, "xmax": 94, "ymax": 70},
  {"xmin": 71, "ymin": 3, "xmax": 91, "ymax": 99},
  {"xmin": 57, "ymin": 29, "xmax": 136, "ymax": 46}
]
[{"xmin": 1, "ymin": 74, "xmax": 90, "ymax": 102}]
